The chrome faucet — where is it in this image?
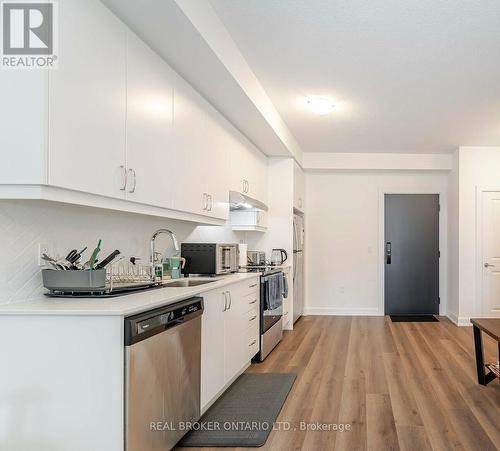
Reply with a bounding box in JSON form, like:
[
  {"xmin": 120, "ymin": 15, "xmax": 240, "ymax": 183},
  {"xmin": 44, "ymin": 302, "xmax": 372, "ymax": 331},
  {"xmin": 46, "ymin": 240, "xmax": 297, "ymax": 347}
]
[{"xmin": 150, "ymin": 229, "xmax": 180, "ymax": 278}]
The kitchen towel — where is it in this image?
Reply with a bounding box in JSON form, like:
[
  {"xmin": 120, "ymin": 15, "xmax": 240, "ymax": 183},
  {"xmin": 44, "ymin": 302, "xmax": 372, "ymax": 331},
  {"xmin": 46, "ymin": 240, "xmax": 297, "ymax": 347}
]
[{"xmin": 266, "ymin": 274, "xmax": 282, "ymax": 311}]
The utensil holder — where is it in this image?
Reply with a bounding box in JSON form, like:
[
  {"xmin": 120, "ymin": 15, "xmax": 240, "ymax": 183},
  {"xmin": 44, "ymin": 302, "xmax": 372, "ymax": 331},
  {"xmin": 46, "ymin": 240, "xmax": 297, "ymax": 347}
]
[{"xmin": 42, "ymin": 269, "xmax": 106, "ymax": 292}]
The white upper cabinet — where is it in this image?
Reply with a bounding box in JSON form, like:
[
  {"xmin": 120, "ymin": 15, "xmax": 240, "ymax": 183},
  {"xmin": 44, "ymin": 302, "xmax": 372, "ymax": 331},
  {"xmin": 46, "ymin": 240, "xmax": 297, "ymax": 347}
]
[
  {"xmin": 229, "ymin": 137, "xmax": 268, "ymax": 204},
  {"xmin": 0, "ymin": 70, "xmax": 47, "ymax": 184},
  {"xmin": 172, "ymin": 77, "xmax": 229, "ymax": 220},
  {"xmin": 0, "ymin": 0, "xmax": 263, "ymax": 225},
  {"xmin": 125, "ymin": 32, "xmax": 174, "ymax": 208},
  {"xmin": 48, "ymin": 0, "xmax": 127, "ymax": 199},
  {"xmin": 171, "ymin": 78, "xmax": 211, "ymax": 217},
  {"xmin": 204, "ymin": 107, "xmax": 230, "ymax": 220},
  {"xmin": 294, "ymin": 161, "xmax": 305, "ymax": 211}
]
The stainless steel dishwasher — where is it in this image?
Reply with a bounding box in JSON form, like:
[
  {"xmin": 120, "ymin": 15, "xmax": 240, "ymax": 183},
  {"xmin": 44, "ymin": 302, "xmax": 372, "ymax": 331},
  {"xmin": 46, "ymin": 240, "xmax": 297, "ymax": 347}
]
[{"xmin": 124, "ymin": 297, "xmax": 203, "ymax": 451}]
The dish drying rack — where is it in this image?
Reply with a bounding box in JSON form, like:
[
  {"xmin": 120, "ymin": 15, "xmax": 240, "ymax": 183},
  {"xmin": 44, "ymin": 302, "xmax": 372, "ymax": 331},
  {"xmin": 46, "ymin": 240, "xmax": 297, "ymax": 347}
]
[
  {"xmin": 44, "ymin": 257, "xmax": 161, "ymax": 298},
  {"xmin": 106, "ymin": 257, "xmax": 157, "ymax": 291}
]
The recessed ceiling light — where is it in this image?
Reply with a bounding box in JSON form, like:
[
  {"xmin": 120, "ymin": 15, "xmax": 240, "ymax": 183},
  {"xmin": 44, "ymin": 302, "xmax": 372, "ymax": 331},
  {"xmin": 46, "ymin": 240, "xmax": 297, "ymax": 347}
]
[{"xmin": 306, "ymin": 96, "xmax": 335, "ymax": 115}]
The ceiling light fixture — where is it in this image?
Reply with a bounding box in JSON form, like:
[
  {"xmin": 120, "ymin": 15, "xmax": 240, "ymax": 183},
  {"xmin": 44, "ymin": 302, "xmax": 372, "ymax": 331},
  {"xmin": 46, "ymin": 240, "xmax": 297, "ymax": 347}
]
[{"xmin": 306, "ymin": 96, "xmax": 335, "ymax": 115}]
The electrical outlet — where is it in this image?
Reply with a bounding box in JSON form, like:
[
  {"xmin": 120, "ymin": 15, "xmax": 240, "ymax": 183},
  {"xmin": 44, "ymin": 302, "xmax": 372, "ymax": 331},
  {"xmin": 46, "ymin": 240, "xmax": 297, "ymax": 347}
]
[{"xmin": 38, "ymin": 243, "xmax": 52, "ymax": 267}]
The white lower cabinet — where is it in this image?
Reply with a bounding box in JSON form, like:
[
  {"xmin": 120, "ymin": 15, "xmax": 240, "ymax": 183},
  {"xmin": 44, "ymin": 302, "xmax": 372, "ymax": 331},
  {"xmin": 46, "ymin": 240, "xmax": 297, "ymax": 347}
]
[
  {"xmin": 200, "ymin": 289, "xmax": 226, "ymax": 409},
  {"xmin": 201, "ymin": 278, "xmax": 260, "ymax": 411}
]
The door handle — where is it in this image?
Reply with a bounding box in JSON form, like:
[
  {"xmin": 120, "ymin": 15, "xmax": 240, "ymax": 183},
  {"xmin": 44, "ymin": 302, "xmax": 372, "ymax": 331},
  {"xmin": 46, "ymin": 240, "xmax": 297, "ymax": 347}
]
[
  {"xmin": 120, "ymin": 165, "xmax": 127, "ymax": 191},
  {"xmin": 128, "ymin": 168, "xmax": 137, "ymax": 193},
  {"xmin": 385, "ymin": 242, "xmax": 392, "ymax": 265},
  {"xmin": 484, "ymin": 263, "xmax": 495, "ymax": 268},
  {"xmin": 222, "ymin": 292, "xmax": 227, "ymax": 311}
]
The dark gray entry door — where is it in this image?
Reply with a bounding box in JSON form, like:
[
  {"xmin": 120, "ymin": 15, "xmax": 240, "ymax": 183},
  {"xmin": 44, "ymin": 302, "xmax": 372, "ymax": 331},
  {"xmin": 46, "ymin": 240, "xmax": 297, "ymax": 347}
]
[{"xmin": 384, "ymin": 194, "xmax": 439, "ymax": 315}]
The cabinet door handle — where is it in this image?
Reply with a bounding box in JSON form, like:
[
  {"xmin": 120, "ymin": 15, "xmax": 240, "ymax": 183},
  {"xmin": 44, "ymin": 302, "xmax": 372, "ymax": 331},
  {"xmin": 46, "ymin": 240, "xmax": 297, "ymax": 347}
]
[
  {"xmin": 284, "ymin": 311, "xmax": 289, "ymax": 316},
  {"xmin": 128, "ymin": 168, "xmax": 137, "ymax": 193},
  {"xmin": 228, "ymin": 291, "xmax": 232, "ymax": 309},
  {"xmin": 249, "ymin": 283, "xmax": 257, "ymax": 288},
  {"xmin": 208, "ymin": 194, "xmax": 213, "ymax": 211},
  {"xmin": 249, "ymin": 299, "xmax": 257, "ymax": 305},
  {"xmin": 120, "ymin": 165, "xmax": 127, "ymax": 191},
  {"xmin": 249, "ymin": 315, "xmax": 257, "ymax": 321},
  {"xmin": 249, "ymin": 339, "xmax": 257, "ymax": 346},
  {"xmin": 222, "ymin": 292, "xmax": 227, "ymax": 311},
  {"xmin": 202, "ymin": 193, "xmax": 207, "ymax": 211}
]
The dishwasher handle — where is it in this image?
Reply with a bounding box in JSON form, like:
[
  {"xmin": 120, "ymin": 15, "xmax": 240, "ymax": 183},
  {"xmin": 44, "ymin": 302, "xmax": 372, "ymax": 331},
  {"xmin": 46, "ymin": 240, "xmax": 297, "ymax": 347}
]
[{"xmin": 124, "ymin": 296, "xmax": 203, "ymax": 346}]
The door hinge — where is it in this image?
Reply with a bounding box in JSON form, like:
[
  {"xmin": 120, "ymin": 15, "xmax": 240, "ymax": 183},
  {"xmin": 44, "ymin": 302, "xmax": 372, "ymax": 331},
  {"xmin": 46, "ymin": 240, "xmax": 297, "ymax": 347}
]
[
  {"xmin": 438, "ymin": 297, "xmax": 441, "ymax": 304},
  {"xmin": 438, "ymin": 250, "xmax": 441, "ymax": 258},
  {"xmin": 438, "ymin": 204, "xmax": 441, "ymax": 212}
]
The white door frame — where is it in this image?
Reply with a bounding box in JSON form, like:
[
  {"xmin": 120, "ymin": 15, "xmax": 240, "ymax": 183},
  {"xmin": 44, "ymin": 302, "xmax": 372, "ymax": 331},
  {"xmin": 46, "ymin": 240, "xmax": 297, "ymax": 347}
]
[
  {"xmin": 378, "ymin": 188, "xmax": 447, "ymax": 316},
  {"xmin": 475, "ymin": 186, "xmax": 500, "ymax": 317}
]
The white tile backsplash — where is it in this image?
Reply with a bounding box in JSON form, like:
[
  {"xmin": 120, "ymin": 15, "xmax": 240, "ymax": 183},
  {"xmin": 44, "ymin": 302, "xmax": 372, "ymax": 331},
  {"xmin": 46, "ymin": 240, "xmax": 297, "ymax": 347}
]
[{"xmin": 0, "ymin": 200, "xmax": 265, "ymax": 305}]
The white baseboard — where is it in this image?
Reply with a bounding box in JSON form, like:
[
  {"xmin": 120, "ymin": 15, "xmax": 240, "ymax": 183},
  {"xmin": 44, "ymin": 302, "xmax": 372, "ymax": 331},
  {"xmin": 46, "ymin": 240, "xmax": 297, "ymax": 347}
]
[
  {"xmin": 446, "ymin": 312, "xmax": 471, "ymax": 327},
  {"xmin": 303, "ymin": 307, "xmax": 383, "ymax": 316}
]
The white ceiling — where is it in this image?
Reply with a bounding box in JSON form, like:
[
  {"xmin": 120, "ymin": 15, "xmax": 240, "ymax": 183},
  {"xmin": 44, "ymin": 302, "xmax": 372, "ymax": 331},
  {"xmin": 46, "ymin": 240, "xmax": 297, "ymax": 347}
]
[{"xmin": 209, "ymin": 0, "xmax": 500, "ymax": 153}]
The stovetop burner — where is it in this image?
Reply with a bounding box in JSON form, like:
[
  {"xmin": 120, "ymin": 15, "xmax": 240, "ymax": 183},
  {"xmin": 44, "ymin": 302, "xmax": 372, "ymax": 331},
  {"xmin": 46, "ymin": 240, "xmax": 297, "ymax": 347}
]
[{"xmin": 239, "ymin": 265, "xmax": 283, "ymax": 276}]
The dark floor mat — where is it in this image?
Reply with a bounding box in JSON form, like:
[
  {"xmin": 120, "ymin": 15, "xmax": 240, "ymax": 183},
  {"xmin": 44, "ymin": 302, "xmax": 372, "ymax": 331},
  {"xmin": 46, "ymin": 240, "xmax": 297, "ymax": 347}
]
[
  {"xmin": 177, "ymin": 373, "xmax": 296, "ymax": 448},
  {"xmin": 390, "ymin": 315, "xmax": 439, "ymax": 322}
]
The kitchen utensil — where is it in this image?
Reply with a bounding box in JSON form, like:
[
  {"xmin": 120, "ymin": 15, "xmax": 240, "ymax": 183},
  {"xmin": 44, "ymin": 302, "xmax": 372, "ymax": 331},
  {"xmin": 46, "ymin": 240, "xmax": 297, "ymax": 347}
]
[
  {"xmin": 271, "ymin": 248, "xmax": 288, "ymax": 266},
  {"xmin": 66, "ymin": 247, "xmax": 87, "ymax": 264},
  {"xmin": 41, "ymin": 253, "xmax": 70, "ymax": 270},
  {"xmin": 247, "ymin": 250, "xmax": 266, "ymax": 266},
  {"xmin": 162, "ymin": 256, "xmax": 186, "ymax": 279},
  {"xmin": 95, "ymin": 249, "xmax": 121, "ymax": 270},
  {"xmin": 88, "ymin": 239, "xmax": 102, "ymax": 270}
]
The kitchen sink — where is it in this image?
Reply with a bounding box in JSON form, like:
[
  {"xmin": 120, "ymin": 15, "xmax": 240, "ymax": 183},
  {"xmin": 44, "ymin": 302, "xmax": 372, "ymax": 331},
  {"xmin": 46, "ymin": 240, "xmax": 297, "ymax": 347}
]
[{"xmin": 162, "ymin": 279, "xmax": 217, "ymax": 288}]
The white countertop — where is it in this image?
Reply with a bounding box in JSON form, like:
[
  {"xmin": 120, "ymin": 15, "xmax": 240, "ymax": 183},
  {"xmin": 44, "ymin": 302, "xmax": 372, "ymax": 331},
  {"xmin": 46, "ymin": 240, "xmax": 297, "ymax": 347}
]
[{"xmin": 0, "ymin": 273, "xmax": 260, "ymax": 317}]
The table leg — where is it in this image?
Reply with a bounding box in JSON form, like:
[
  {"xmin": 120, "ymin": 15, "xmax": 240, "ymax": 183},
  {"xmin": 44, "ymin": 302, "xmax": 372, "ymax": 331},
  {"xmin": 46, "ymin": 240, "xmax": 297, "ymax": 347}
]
[
  {"xmin": 473, "ymin": 325, "xmax": 487, "ymax": 385},
  {"xmin": 473, "ymin": 325, "xmax": 497, "ymax": 385}
]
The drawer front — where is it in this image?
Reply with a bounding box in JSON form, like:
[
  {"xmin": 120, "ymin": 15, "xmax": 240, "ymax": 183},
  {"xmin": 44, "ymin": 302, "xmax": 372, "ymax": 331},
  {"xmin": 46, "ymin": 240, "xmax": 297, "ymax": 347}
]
[
  {"xmin": 244, "ymin": 325, "xmax": 259, "ymax": 360},
  {"xmin": 282, "ymin": 310, "xmax": 290, "ymax": 327},
  {"xmin": 244, "ymin": 292, "xmax": 259, "ymax": 312},
  {"xmin": 243, "ymin": 279, "xmax": 259, "ymax": 296},
  {"xmin": 244, "ymin": 307, "xmax": 259, "ymax": 328}
]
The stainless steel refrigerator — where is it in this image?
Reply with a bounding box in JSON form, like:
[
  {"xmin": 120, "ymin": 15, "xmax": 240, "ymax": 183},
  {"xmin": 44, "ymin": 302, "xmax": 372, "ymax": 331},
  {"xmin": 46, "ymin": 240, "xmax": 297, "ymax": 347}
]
[{"xmin": 293, "ymin": 213, "xmax": 304, "ymax": 323}]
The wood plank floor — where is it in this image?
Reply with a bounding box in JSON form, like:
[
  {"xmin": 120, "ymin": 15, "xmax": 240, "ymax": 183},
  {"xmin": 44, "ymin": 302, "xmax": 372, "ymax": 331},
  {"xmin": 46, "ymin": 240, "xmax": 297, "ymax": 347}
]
[{"xmin": 180, "ymin": 316, "xmax": 500, "ymax": 451}]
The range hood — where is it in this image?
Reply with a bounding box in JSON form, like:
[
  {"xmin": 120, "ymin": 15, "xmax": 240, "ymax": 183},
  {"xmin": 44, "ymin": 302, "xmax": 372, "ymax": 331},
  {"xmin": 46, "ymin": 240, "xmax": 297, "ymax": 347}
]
[{"xmin": 229, "ymin": 191, "xmax": 268, "ymax": 212}]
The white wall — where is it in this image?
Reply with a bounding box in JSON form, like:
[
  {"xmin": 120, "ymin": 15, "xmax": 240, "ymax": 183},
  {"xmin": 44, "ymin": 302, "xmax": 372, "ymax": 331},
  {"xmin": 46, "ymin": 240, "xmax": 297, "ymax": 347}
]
[
  {"xmin": 455, "ymin": 146, "xmax": 500, "ymax": 322},
  {"xmin": 0, "ymin": 200, "xmax": 266, "ymax": 305},
  {"xmin": 303, "ymin": 152, "xmax": 453, "ymax": 172},
  {"xmin": 304, "ymin": 171, "xmax": 448, "ymax": 316},
  {"xmin": 447, "ymin": 151, "xmax": 460, "ymax": 321},
  {"xmin": 257, "ymin": 158, "xmax": 294, "ymax": 259}
]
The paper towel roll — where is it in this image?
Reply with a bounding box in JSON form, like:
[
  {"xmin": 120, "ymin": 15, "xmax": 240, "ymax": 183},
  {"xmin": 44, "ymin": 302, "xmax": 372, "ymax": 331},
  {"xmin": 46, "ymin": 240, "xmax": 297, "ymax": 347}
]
[{"xmin": 238, "ymin": 243, "xmax": 248, "ymax": 267}]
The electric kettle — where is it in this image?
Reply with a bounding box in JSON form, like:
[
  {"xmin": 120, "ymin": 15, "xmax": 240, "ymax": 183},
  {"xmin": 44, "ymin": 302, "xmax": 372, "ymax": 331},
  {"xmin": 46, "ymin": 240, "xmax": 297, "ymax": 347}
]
[{"xmin": 271, "ymin": 248, "xmax": 288, "ymax": 266}]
